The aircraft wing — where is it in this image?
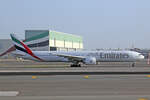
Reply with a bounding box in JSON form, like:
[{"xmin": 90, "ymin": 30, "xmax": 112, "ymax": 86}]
[{"xmin": 51, "ymin": 53, "xmax": 85, "ymax": 62}]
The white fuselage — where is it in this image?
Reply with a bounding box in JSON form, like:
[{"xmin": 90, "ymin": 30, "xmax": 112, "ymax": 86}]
[{"xmin": 12, "ymin": 50, "xmax": 144, "ymax": 63}]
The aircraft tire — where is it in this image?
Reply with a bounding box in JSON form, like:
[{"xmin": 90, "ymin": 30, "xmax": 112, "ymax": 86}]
[
  {"xmin": 132, "ymin": 63, "xmax": 135, "ymax": 67},
  {"xmin": 70, "ymin": 64, "xmax": 81, "ymax": 67}
]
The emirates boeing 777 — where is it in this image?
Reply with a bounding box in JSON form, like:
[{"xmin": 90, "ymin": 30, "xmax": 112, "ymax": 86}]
[{"xmin": 10, "ymin": 34, "xmax": 144, "ymax": 67}]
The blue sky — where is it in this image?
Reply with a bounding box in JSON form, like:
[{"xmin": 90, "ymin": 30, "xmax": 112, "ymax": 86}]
[{"xmin": 0, "ymin": 0, "xmax": 150, "ymax": 49}]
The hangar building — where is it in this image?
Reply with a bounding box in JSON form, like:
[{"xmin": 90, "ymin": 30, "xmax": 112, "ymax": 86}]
[
  {"xmin": 0, "ymin": 30, "xmax": 83, "ymax": 57},
  {"xmin": 0, "ymin": 39, "xmax": 12, "ymax": 54},
  {"xmin": 25, "ymin": 30, "xmax": 83, "ymax": 51}
]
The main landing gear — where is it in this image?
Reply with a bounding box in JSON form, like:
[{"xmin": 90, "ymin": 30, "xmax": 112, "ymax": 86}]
[
  {"xmin": 70, "ymin": 61, "xmax": 82, "ymax": 67},
  {"xmin": 131, "ymin": 62, "xmax": 135, "ymax": 67},
  {"xmin": 70, "ymin": 64, "xmax": 81, "ymax": 67}
]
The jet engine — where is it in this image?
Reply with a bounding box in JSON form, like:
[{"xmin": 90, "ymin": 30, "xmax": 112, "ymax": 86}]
[{"xmin": 83, "ymin": 57, "xmax": 97, "ymax": 65}]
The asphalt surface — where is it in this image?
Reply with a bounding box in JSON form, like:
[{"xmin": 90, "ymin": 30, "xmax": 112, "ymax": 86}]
[
  {"xmin": 0, "ymin": 59, "xmax": 150, "ymax": 100},
  {"xmin": 0, "ymin": 59, "xmax": 150, "ymax": 75},
  {"xmin": 1, "ymin": 67, "xmax": 150, "ymax": 75},
  {"xmin": 0, "ymin": 59, "xmax": 149, "ymax": 68},
  {"xmin": 0, "ymin": 75, "xmax": 150, "ymax": 100}
]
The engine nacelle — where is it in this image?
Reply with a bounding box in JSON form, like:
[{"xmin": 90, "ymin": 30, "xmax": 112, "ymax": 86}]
[{"xmin": 83, "ymin": 57, "xmax": 97, "ymax": 65}]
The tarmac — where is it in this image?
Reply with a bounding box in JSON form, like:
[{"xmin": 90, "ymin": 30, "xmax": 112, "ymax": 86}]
[
  {"xmin": 0, "ymin": 59, "xmax": 150, "ymax": 75},
  {"xmin": 0, "ymin": 59, "xmax": 150, "ymax": 100},
  {"xmin": 0, "ymin": 75, "xmax": 150, "ymax": 100},
  {"xmin": 1, "ymin": 67, "xmax": 150, "ymax": 75}
]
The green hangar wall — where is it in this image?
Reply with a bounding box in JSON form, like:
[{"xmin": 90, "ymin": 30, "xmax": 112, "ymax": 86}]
[
  {"xmin": 25, "ymin": 30, "xmax": 49, "ymax": 51},
  {"xmin": 25, "ymin": 30, "xmax": 83, "ymax": 51}
]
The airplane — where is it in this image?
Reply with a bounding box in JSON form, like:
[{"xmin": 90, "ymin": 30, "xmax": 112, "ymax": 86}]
[{"xmin": 10, "ymin": 34, "xmax": 144, "ymax": 67}]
